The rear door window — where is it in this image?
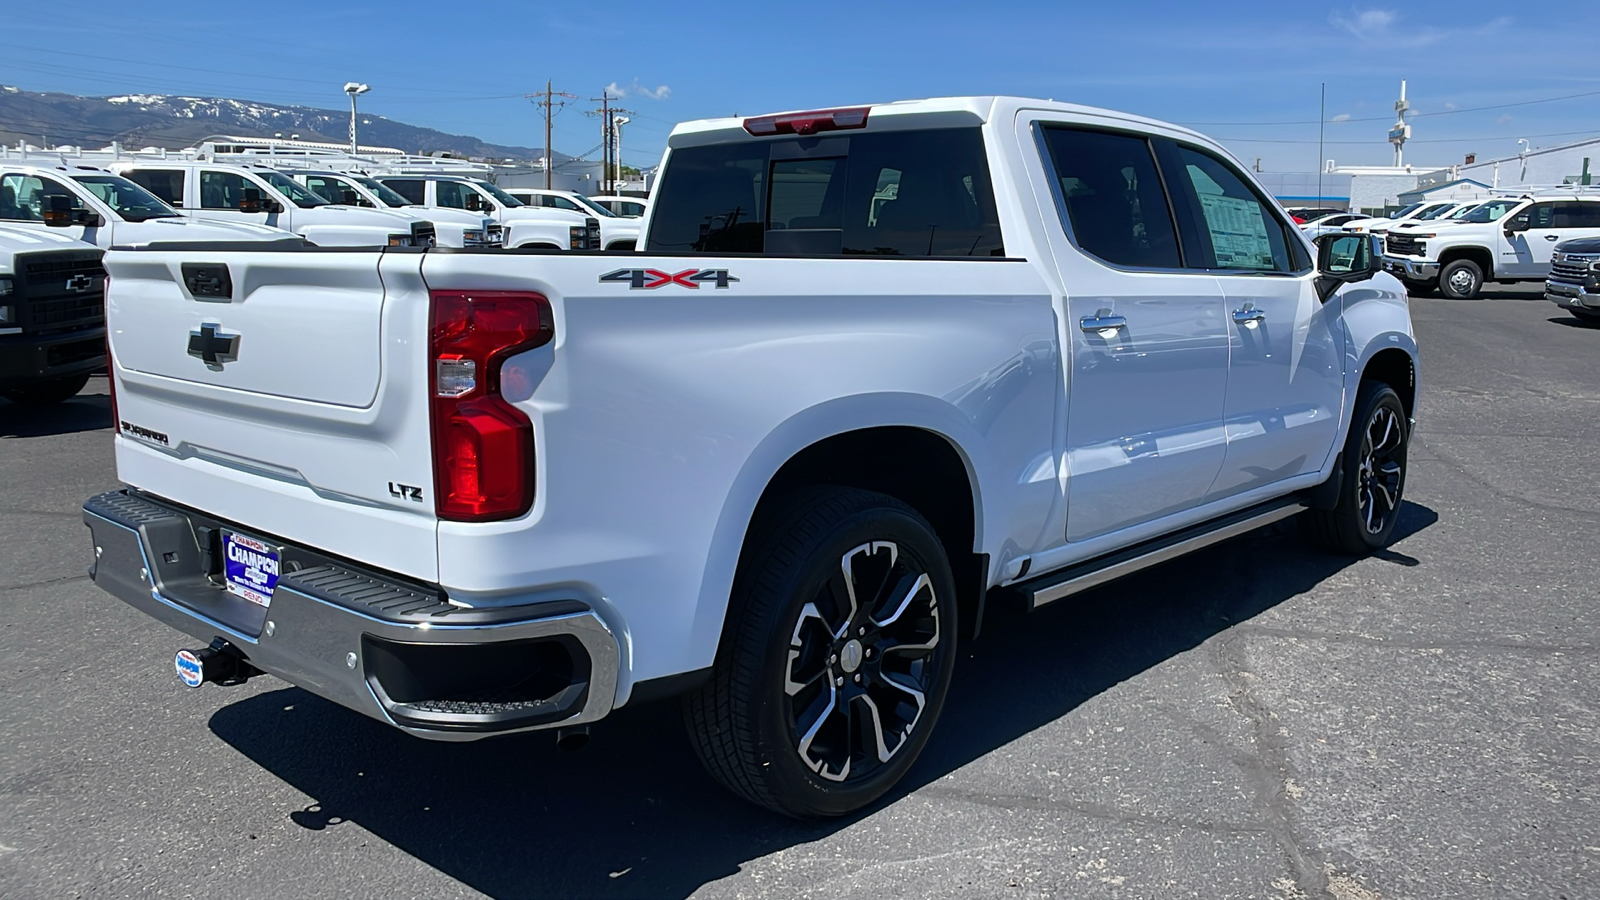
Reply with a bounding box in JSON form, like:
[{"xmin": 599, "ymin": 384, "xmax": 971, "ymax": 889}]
[
  {"xmin": 1037, "ymin": 126, "xmax": 1181, "ymax": 269},
  {"xmin": 122, "ymin": 169, "xmax": 186, "ymax": 206},
  {"xmin": 1553, "ymin": 202, "xmax": 1600, "ymax": 228},
  {"xmin": 645, "ymin": 127, "xmax": 1004, "ymax": 257},
  {"xmin": 383, "ymin": 179, "xmax": 426, "ymax": 204}
]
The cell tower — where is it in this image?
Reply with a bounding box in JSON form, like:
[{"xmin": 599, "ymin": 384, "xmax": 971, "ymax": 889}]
[{"xmin": 1388, "ymin": 80, "xmax": 1411, "ymax": 167}]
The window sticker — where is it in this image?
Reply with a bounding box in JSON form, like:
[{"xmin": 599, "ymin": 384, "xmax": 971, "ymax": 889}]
[{"xmin": 1196, "ymin": 193, "xmax": 1276, "ymax": 270}]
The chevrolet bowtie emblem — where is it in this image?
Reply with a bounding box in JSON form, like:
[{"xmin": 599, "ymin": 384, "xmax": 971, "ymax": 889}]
[
  {"xmin": 65, "ymin": 273, "xmax": 93, "ymax": 292},
  {"xmin": 187, "ymin": 322, "xmax": 240, "ymax": 368}
]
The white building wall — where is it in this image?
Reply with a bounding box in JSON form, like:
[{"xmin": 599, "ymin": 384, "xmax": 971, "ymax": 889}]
[{"xmin": 1348, "ymin": 174, "xmax": 1423, "ymax": 213}]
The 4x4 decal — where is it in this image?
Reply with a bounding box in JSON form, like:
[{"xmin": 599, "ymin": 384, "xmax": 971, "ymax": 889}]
[{"xmin": 599, "ymin": 268, "xmax": 739, "ymax": 289}]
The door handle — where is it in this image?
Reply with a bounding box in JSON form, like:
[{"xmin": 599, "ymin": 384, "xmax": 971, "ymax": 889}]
[
  {"xmin": 1544, "ymin": 234, "xmax": 1559, "ymax": 241},
  {"xmin": 1079, "ymin": 314, "xmax": 1126, "ymax": 332},
  {"xmin": 1232, "ymin": 306, "xmax": 1266, "ymax": 324}
]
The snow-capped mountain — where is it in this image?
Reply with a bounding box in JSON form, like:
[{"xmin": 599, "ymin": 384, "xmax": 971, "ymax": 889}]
[{"xmin": 0, "ymin": 85, "xmax": 553, "ymax": 160}]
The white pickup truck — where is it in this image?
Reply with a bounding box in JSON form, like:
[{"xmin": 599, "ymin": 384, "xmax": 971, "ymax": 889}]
[
  {"xmin": 288, "ymin": 171, "xmax": 503, "ymax": 250},
  {"xmin": 1382, "ymin": 191, "xmax": 1600, "ymax": 298},
  {"xmin": 501, "ymin": 188, "xmax": 641, "ymax": 250},
  {"xmin": 0, "ymin": 224, "xmax": 106, "ymax": 405},
  {"xmin": 373, "ymin": 175, "xmax": 599, "ymax": 251},
  {"xmin": 83, "ymin": 96, "xmax": 1419, "ymax": 817},
  {"xmin": 110, "ymin": 161, "xmax": 438, "ymax": 249},
  {"xmin": 0, "ymin": 164, "xmax": 303, "ymax": 250}
]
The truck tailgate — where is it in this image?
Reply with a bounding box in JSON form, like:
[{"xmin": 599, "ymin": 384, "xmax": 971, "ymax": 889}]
[{"xmin": 104, "ymin": 247, "xmax": 440, "ymax": 582}]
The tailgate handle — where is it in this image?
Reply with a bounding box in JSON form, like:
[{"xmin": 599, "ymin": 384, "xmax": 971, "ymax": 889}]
[{"xmin": 181, "ymin": 263, "xmax": 233, "ymax": 301}]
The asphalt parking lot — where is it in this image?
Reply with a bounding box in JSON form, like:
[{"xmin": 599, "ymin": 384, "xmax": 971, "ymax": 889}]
[{"xmin": 1, "ymin": 286, "xmax": 1596, "ymax": 900}]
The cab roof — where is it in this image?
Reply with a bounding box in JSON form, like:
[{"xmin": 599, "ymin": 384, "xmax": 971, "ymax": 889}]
[{"xmin": 668, "ymin": 96, "xmax": 1217, "ymax": 148}]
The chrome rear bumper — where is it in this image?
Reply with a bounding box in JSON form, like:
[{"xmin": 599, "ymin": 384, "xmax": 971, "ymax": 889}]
[{"xmin": 82, "ymin": 489, "xmax": 619, "ymax": 741}]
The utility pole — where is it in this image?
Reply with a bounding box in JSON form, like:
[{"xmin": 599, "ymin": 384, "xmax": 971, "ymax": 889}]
[
  {"xmin": 526, "ymin": 81, "xmax": 576, "ymax": 189},
  {"xmin": 587, "ymin": 93, "xmax": 634, "ymax": 193}
]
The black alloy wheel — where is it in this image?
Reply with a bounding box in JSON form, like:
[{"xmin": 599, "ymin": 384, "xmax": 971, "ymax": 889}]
[
  {"xmin": 685, "ymin": 487, "xmax": 957, "ymax": 818},
  {"xmin": 783, "ymin": 538, "xmax": 942, "ymax": 785},
  {"xmin": 1305, "ymin": 381, "xmax": 1410, "ymax": 553}
]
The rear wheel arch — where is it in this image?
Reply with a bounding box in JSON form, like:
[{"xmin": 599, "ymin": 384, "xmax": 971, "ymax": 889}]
[{"xmin": 725, "ymin": 426, "xmax": 985, "ymax": 649}]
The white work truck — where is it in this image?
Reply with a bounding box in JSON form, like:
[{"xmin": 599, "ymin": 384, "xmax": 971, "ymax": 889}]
[
  {"xmin": 0, "ymin": 164, "xmax": 301, "ymax": 249},
  {"xmin": 288, "ymin": 171, "xmax": 503, "ymax": 250},
  {"xmin": 1382, "ymin": 190, "xmax": 1600, "ymax": 297},
  {"xmin": 373, "ymin": 175, "xmax": 599, "ymax": 250},
  {"xmin": 0, "ymin": 224, "xmax": 105, "ymax": 405},
  {"xmin": 108, "ymin": 161, "xmax": 438, "ymax": 249},
  {"xmin": 502, "ymin": 188, "xmax": 641, "ymax": 250},
  {"xmin": 84, "ymin": 97, "xmax": 1419, "ymax": 818}
]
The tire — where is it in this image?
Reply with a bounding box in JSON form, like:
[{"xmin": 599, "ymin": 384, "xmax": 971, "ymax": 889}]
[
  {"xmin": 1304, "ymin": 382, "xmax": 1409, "ymax": 554},
  {"xmin": 2, "ymin": 372, "xmax": 90, "ymax": 407},
  {"xmin": 1401, "ymin": 278, "xmax": 1439, "ymax": 297},
  {"xmin": 684, "ymin": 487, "xmax": 958, "ymax": 818},
  {"xmin": 1438, "ymin": 259, "xmax": 1484, "ymax": 299}
]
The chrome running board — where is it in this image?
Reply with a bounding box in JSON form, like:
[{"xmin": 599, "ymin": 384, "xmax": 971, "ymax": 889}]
[{"xmin": 1015, "ymin": 497, "xmax": 1310, "ymax": 611}]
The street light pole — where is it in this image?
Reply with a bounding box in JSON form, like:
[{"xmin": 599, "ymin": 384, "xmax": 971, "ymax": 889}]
[{"xmin": 343, "ymin": 82, "xmax": 370, "ymax": 155}]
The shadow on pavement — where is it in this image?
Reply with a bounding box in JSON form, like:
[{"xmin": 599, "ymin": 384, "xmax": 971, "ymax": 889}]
[
  {"xmin": 210, "ymin": 501, "xmax": 1438, "ymax": 899},
  {"xmin": 1547, "ymin": 315, "xmax": 1600, "ymax": 330},
  {"xmin": 0, "ymin": 393, "xmax": 112, "ymax": 438}
]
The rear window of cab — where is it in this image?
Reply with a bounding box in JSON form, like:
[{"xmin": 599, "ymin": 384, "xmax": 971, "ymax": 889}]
[{"xmin": 645, "ymin": 127, "xmax": 1004, "ymax": 257}]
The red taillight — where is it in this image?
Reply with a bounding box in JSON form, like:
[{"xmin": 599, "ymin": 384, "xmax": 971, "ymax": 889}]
[
  {"xmin": 105, "ymin": 273, "xmax": 118, "ymax": 434},
  {"xmin": 743, "ymin": 106, "xmax": 870, "ymax": 137},
  {"xmin": 106, "ymin": 345, "xmax": 119, "ymax": 433},
  {"xmin": 428, "ymin": 290, "xmax": 553, "ymax": 522}
]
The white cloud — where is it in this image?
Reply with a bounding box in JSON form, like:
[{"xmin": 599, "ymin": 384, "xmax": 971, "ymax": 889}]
[
  {"xmin": 1330, "ymin": 113, "xmax": 1352, "ymax": 123},
  {"xmin": 1328, "ymin": 8, "xmax": 1512, "ymax": 48},
  {"xmin": 1443, "ymin": 101, "xmax": 1457, "ymax": 110},
  {"xmin": 1496, "ymin": 114, "xmax": 1513, "ymax": 124},
  {"xmin": 605, "ymin": 79, "xmax": 671, "ymax": 101}
]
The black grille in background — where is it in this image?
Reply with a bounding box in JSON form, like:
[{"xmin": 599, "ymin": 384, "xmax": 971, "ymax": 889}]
[
  {"xmin": 1385, "ymin": 235, "xmax": 1422, "ymax": 257},
  {"xmin": 15, "ymin": 251, "xmax": 106, "ymax": 335}
]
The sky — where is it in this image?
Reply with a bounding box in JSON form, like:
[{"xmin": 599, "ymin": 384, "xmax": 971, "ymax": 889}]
[{"xmin": 5, "ymin": 1, "xmax": 1599, "ymax": 174}]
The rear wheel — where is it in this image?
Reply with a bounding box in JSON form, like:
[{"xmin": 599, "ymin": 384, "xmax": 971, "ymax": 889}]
[
  {"xmin": 1439, "ymin": 259, "xmax": 1484, "ymax": 299},
  {"xmin": 2, "ymin": 372, "xmax": 90, "ymax": 406},
  {"xmin": 684, "ymin": 487, "xmax": 957, "ymax": 817},
  {"xmin": 1304, "ymin": 382, "xmax": 1409, "ymax": 554}
]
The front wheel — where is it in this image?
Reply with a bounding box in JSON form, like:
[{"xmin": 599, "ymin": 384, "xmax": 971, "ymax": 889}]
[
  {"xmin": 2, "ymin": 372, "xmax": 90, "ymax": 406},
  {"xmin": 1439, "ymin": 259, "xmax": 1484, "ymax": 299},
  {"xmin": 684, "ymin": 488, "xmax": 958, "ymax": 817},
  {"xmin": 1304, "ymin": 382, "xmax": 1409, "ymax": 553}
]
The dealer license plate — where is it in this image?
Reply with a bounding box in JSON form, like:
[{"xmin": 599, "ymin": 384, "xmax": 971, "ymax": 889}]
[{"xmin": 222, "ymin": 531, "xmax": 280, "ymax": 608}]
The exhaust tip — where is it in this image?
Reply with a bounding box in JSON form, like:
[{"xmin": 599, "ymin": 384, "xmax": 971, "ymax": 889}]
[{"xmin": 555, "ymin": 726, "xmax": 590, "ymax": 752}]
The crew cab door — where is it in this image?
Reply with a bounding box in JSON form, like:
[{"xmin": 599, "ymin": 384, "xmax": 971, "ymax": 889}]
[
  {"xmin": 1499, "ymin": 202, "xmax": 1557, "ymax": 277},
  {"xmin": 0, "ymin": 172, "xmax": 108, "ymax": 247},
  {"xmin": 194, "ymin": 170, "xmax": 291, "ymax": 232},
  {"xmin": 1025, "ymin": 119, "xmax": 1230, "ymax": 542},
  {"xmin": 1153, "ymin": 140, "xmax": 1344, "ymax": 499}
]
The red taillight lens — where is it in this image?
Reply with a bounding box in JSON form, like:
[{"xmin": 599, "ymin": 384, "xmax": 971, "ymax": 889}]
[
  {"xmin": 743, "ymin": 106, "xmax": 870, "ymax": 136},
  {"xmin": 105, "ymin": 273, "xmax": 118, "ymax": 434},
  {"xmin": 428, "ymin": 290, "xmax": 553, "ymax": 522}
]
